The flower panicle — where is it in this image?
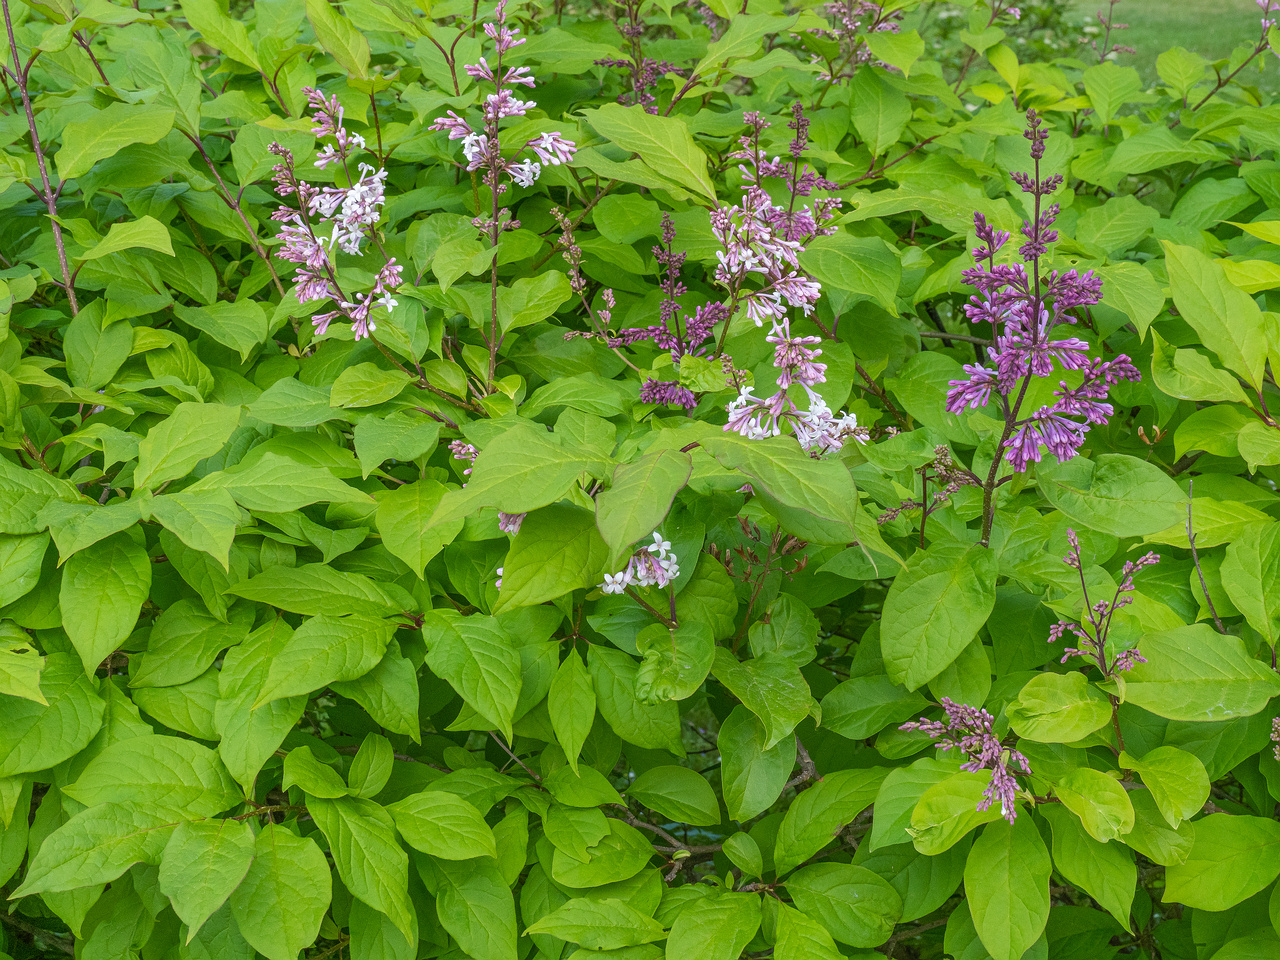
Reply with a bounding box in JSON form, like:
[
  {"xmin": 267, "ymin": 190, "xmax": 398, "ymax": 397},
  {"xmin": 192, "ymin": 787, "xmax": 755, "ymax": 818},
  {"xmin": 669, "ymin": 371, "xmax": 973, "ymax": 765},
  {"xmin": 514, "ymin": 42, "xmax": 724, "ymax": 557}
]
[
  {"xmin": 901, "ymin": 697, "xmax": 1031, "ymax": 823},
  {"xmin": 427, "ymin": 0, "xmax": 576, "ymax": 199},
  {"xmin": 268, "ymin": 89, "xmax": 398, "ymax": 341},
  {"xmin": 945, "ymin": 109, "xmax": 1140, "ymax": 473},
  {"xmin": 1048, "ymin": 528, "xmax": 1158, "ymax": 675}
]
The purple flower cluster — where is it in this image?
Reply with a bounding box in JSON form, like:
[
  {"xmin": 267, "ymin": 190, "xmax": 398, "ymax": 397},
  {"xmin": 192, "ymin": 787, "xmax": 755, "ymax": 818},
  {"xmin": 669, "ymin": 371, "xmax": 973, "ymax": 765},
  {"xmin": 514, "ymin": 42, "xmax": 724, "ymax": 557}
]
[
  {"xmin": 1047, "ymin": 528, "xmax": 1158, "ymax": 675},
  {"xmin": 593, "ymin": 0, "xmax": 680, "ymax": 113},
  {"xmin": 810, "ymin": 1, "xmax": 903, "ymax": 83},
  {"xmin": 945, "ymin": 111, "xmax": 1140, "ymax": 472},
  {"xmin": 717, "ymin": 109, "xmax": 863, "ymax": 455},
  {"xmin": 901, "ymin": 697, "xmax": 1031, "ymax": 823},
  {"xmin": 269, "ymin": 88, "xmax": 401, "ymax": 340},
  {"xmin": 429, "ymin": 0, "xmax": 576, "ymax": 225}
]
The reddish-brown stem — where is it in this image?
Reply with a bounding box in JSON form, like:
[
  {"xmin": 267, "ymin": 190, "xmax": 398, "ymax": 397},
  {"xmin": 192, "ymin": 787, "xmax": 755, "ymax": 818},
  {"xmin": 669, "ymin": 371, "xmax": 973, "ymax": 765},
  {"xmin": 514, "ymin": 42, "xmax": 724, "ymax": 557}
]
[{"xmin": 3, "ymin": 0, "xmax": 78, "ymax": 313}]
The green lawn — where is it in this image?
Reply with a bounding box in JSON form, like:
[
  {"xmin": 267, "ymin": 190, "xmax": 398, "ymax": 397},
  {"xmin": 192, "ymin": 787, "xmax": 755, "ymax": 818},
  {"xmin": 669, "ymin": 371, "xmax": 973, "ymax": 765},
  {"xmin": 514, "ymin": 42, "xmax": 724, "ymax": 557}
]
[{"xmin": 1067, "ymin": 0, "xmax": 1278, "ymax": 91}]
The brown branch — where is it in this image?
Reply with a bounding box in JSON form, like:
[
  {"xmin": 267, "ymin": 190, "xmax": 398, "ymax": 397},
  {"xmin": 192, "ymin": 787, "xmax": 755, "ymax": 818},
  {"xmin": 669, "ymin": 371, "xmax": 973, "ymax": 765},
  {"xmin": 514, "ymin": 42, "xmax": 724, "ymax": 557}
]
[
  {"xmin": 0, "ymin": 911, "xmax": 75, "ymax": 956},
  {"xmin": 2, "ymin": 0, "xmax": 77, "ymax": 313}
]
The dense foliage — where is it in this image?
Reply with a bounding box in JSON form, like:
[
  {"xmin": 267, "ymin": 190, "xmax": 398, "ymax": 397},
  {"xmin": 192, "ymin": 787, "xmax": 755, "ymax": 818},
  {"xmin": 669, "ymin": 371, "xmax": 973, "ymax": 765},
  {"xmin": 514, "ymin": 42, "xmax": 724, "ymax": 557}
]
[{"xmin": 3, "ymin": 0, "xmax": 1280, "ymax": 957}]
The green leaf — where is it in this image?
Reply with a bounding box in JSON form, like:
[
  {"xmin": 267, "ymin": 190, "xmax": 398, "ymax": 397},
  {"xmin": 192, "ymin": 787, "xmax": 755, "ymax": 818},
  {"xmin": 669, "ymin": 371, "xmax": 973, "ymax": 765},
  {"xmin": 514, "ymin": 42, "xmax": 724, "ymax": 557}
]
[
  {"xmin": 1164, "ymin": 814, "xmax": 1280, "ymax": 910},
  {"xmin": 305, "ymin": 0, "xmax": 370, "ymax": 78},
  {"xmin": 1054, "ymin": 768, "xmax": 1134, "ymax": 842},
  {"xmin": 698, "ymin": 433, "xmax": 861, "ymax": 543},
  {"xmin": 131, "ymin": 598, "xmax": 250, "ymax": 688},
  {"xmin": 330, "ymin": 362, "xmax": 413, "ymax": 408},
  {"xmin": 376, "ymin": 479, "xmax": 460, "ymax": 576},
  {"xmin": 582, "ymin": 103, "xmax": 717, "ymax": 201},
  {"xmin": 497, "ymin": 270, "xmax": 573, "ymax": 334},
  {"xmin": 348, "ymin": 733, "xmax": 393, "ymax": 799},
  {"xmin": 1076, "ymin": 195, "xmax": 1160, "ymax": 255},
  {"xmin": 225, "ymin": 564, "xmax": 404, "ymax": 618},
  {"xmin": 849, "ymin": 67, "xmax": 911, "ymax": 157},
  {"xmin": 665, "ymin": 893, "xmax": 761, "ymax": 960},
  {"xmin": 1105, "ymin": 125, "xmax": 1223, "ymax": 178},
  {"xmin": 1006, "ymin": 672, "xmax": 1112, "ymax": 743},
  {"xmin": 1099, "ymin": 261, "xmax": 1166, "ymax": 337},
  {"xmin": 821, "ymin": 674, "xmax": 926, "ymax": 740},
  {"xmin": 147, "ymin": 489, "xmax": 240, "ymax": 568},
  {"xmin": 526, "ymin": 898, "xmax": 666, "ymax": 950},
  {"xmin": 435, "ymin": 858, "xmax": 517, "ymax": 960},
  {"xmin": 1164, "ymin": 241, "xmax": 1269, "ymax": 388},
  {"xmin": 786, "ymin": 862, "xmax": 901, "ymax": 948},
  {"xmin": 0, "ymin": 636, "xmax": 45, "ymax": 704},
  {"xmin": 711, "ymin": 648, "xmax": 812, "ymax": 749},
  {"xmin": 354, "ymin": 411, "xmax": 440, "ymax": 478},
  {"xmin": 799, "ymin": 232, "xmax": 901, "ymax": 316},
  {"xmin": 865, "ymin": 28, "xmax": 924, "ymax": 76},
  {"xmin": 1150, "ymin": 330, "xmax": 1249, "ymax": 403},
  {"xmin": 1042, "ymin": 804, "xmax": 1135, "ymax": 932},
  {"xmin": 1118, "ymin": 746, "xmax": 1209, "ymax": 829},
  {"xmin": 174, "ymin": 302, "xmax": 269, "ymax": 363},
  {"xmin": 227, "ymin": 825, "xmax": 330, "ymax": 960},
  {"xmin": 59, "ymin": 531, "xmax": 152, "ymax": 674},
  {"xmin": 494, "ymin": 503, "xmax": 609, "ymax": 612},
  {"xmin": 964, "ymin": 817, "xmax": 1050, "ymax": 960},
  {"xmin": 78, "ymin": 216, "xmax": 173, "ymax": 261},
  {"xmin": 1037, "ymin": 454, "xmax": 1187, "ymax": 538},
  {"xmin": 255, "ymin": 614, "xmax": 395, "ymax": 706},
  {"xmin": 549, "ymin": 649, "xmax": 595, "ymax": 773},
  {"xmin": 308, "ymin": 796, "xmax": 415, "ymax": 942},
  {"xmin": 1110, "ymin": 624, "xmax": 1280, "ymax": 721},
  {"xmin": 0, "ymin": 532, "xmax": 49, "ymax": 607},
  {"xmin": 908, "ymin": 771, "xmax": 1002, "ymax": 855},
  {"xmin": 432, "ymin": 424, "xmax": 611, "ymax": 523},
  {"xmin": 181, "ymin": 0, "xmax": 260, "ymax": 68},
  {"xmin": 135, "ymin": 402, "xmax": 241, "ymax": 491},
  {"xmin": 1082, "ymin": 62, "xmax": 1143, "ymax": 124},
  {"xmin": 596, "ymin": 450, "xmax": 691, "ymax": 566},
  {"xmin": 589, "ymin": 644, "xmax": 682, "ymax": 753},
  {"xmin": 1221, "ymin": 522, "xmax": 1280, "ymax": 640},
  {"xmin": 330, "ymin": 642, "xmax": 420, "ymax": 738},
  {"xmin": 627, "ymin": 766, "xmax": 720, "ymax": 827},
  {"xmin": 692, "ymin": 13, "xmax": 793, "ymax": 77},
  {"xmin": 424, "ymin": 612, "xmax": 522, "ymax": 740},
  {"xmin": 190, "ymin": 452, "xmax": 372, "ymax": 513},
  {"xmin": 719, "ymin": 704, "xmax": 795, "ymax": 821},
  {"xmin": 282, "ymin": 745, "xmax": 349, "ymax": 798},
  {"xmin": 0, "ymin": 653, "xmax": 104, "ymax": 776},
  {"xmin": 57, "ymin": 102, "xmax": 176, "ymax": 180},
  {"xmin": 14, "ymin": 803, "xmax": 175, "ymax": 896},
  {"xmin": 881, "ymin": 542, "xmax": 997, "ymax": 691},
  {"xmin": 64, "ymin": 734, "xmax": 241, "ymax": 817},
  {"xmin": 389, "ymin": 789, "xmax": 497, "ymax": 859},
  {"xmin": 39, "ymin": 498, "xmax": 143, "ymax": 561},
  {"xmin": 774, "ymin": 767, "xmax": 886, "ymax": 875},
  {"xmin": 158, "ymin": 819, "xmax": 255, "ymax": 941},
  {"xmin": 63, "ymin": 312, "xmax": 133, "ymax": 389}
]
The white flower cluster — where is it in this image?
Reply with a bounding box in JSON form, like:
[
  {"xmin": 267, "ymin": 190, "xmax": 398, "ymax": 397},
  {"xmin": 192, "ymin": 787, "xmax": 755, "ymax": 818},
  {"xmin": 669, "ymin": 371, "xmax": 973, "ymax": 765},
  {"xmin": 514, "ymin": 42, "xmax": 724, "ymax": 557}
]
[{"xmin": 600, "ymin": 533, "xmax": 680, "ymax": 594}]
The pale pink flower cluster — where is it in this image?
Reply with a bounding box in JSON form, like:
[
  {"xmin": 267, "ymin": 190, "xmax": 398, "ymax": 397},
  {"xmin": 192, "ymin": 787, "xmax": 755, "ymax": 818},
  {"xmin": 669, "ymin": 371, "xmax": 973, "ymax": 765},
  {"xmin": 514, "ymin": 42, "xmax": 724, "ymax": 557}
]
[
  {"xmin": 600, "ymin": 533, "xmax": 679, "ymax": 594},
  {"xmin": 428, "ymin": 0, "xmax": 576, "ymax": 209},
  {"xmin": 269, "ymin": 88, "xmax": 399, "ymax": 340},
  {"xmin": 719, "ymin": 110, "xmax": 862, "ymax": 457}
]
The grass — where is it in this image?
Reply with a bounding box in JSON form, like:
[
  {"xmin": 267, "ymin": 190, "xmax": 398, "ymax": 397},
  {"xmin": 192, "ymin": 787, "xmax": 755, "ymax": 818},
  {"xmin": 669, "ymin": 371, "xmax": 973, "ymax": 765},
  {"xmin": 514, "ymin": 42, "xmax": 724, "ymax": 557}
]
[{"xmin": 1067, "ymin": 0, "xmax": 1279, "ymax": 92}]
